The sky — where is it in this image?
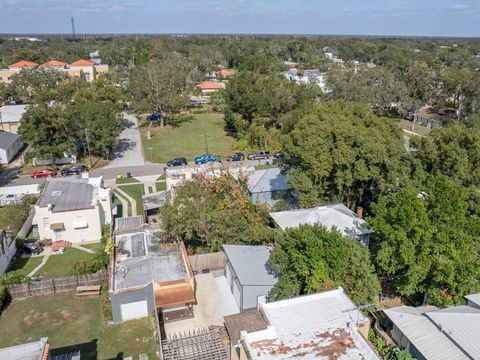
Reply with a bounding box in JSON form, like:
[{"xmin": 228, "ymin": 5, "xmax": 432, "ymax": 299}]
[{"xmin": 0, "ymin": 0, "xmax": 479, "ymax": 37}]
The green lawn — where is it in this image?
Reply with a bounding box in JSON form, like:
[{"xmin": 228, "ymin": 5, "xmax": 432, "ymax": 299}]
[
  {"xmin": 80, "ymin": 242, "xmax": 102, "ymax": 252},
  {"xmin": 155, "ymin": 182, "xmax": 166, "ymax": 192},
  {"xmin": 397, "ymin": 119, "xmax": 431, "ymax": 136},
  {"xmin": 141, "ymin": 113, "xmax": 235, "ymax": 163},
  {"xmin": 254, "ymin": 164, "xmax": 279, "ymax": 170},
  {"xmin": 157, "ymin": 174, "xmax": 166, "ymax": 181},
  {"xmin": 116, "ymin": 176, "xmax": 140, "ymax": 185},
  {"xmin": 7, "ymin": 256, "xmax": 44, "ymax": 277},
  {"xmin": 38, "ymin": 248, "xmax": 96, "ymax": 278},
  {"xmin": 118, "ymin": 184, "xmax": 144, "ymax": 215},
  {"xmin": 0, "ymin": 293, "xmax": 158, "ymax": 359}
]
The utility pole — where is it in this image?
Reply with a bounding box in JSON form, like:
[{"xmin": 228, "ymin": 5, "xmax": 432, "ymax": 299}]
[
  {"xmin": 204, "ymin": 125, "xmax": 209, "ymax": 154},
  {"xmin": 85, "ymin": 128, "xmax": 92, "ymax": 168}
]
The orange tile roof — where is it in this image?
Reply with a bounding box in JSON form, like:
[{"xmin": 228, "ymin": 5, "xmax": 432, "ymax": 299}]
[
  {"xmin": 155, "ymin": 285, "xmax": 195, "ymax": 308},
  {"xmin": 216, "ymin": 69, "xmax": 235, "ymax": 76},
  {"xmin": 40, "ymin": 60, "xmax": 67, "ymax": 68},
  {"xmin": 8, "ymin": 60, "xmax": 39, "ymax": 68},
  {"xmin": 42, "ymin": 343, "xmax": 50, "ymax": 360},
  {"xmin": 196, "ymin": 82, "xmax": 222, "ymax": 90},
  {"xmin": 70, "ymin": 59, "xmax": 95, "ymax": 67}
]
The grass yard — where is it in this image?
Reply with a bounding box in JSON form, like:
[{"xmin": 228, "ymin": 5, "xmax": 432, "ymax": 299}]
[
  {"xmin": 118, "ymin": 184, "xmax": 144, "ymax": 215},
  {"xmin": 155, "ymin": 181, "xmax": 166, "ymax": 192},
  {"xmin": 141, "ymin": 113, "xmax": 235, "ymax": 163},
  {"xmin": 157, "ymin": 174, "xmax": 166, "ymax": 181},
  {"xmin": 7, "ymin": 256, "xmax": 44, "ymax": 277},
  {"xmin": 38, "ymin": 248, "xmax": 96, "ymax": 278},
  {"xmin": 116, "ymin": 176, "xmax": 140, "ymax": 185},
  {"xmin": 80, "ymin": 242, "xmax": 102, "ymax": 252},
  {"xmin": 254, "ymin": 164, "xmax": 279, "ymax": 170},
  {"xmin": 0, "ymin": 293, "xmax": 158, "ymax": 359},
  {"xmin": 113, "ymin": 190, "xmax": 131, "ymax": 217},
  {"xmin": 397, "ymin": 119, "xmax": 431, "ymax": 136}
]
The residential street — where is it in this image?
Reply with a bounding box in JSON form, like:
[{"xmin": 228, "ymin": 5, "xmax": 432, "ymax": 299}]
[{"xmin": 104, "ymin": 112, "xmax": 146, "ymax": 168}]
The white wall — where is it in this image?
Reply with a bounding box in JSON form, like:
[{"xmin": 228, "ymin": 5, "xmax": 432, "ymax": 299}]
[
  {"xmin": 0, "ymin": 136, "xmax": 23, "ymax": 164},
  {"xmin": 0, "ymin": 238, "xmax": 16, "ymax": 275},
  {"xmin": 35, "ymin": 206, "xmax": 104, "ymax": 243}
]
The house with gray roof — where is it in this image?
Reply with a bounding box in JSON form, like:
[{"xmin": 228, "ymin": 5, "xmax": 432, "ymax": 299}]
[
  {"xmin": 247, "ymin": 167, "xmax": 291, "ymax": 208},
  {"xmin": 34, "ymin": 176, "xmax": 112, "ymax": 244},
  {"xmin": 223, "ymin": 245, "xmax": 277, "ymax": 311},
  {"xmin": 270, "ymin": 203, "xmax": 373, "ymax": 246},
  {"xmin": 383, "ymin": 293, "xmax": 480, "ymax": 360},
  {"xmin": 0, "ymin": 131, "xmax": 23, "ymax": 164}
]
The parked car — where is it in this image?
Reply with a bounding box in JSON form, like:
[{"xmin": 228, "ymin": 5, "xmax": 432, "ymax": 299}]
[
  {"xmin": 147, "ymin": 114, "xmax": 162, "ymax": 121},
  {"xmin": 194, "ymin": 154, "xmax": 221, "ymax": 165},
  {"xmin": 61, "ymin": 164, "xmax": 88, "ymax": 177},
  {"xmin": 167, "ymin": 157, "xmax": 188, "ymax": 167},
  {"xmin": 31, "ymin": 168, "xmax": 55, "ymax": 178},
  {"xmin": 226, "ymin": 152, "xmax": 245, "ymax": 162},
  {"xmin": 273, "ymin": 151, "xmax": 284, "ymax": 159},
  {"xmin": 23, "ymin": 241, "xmax": 43, "ymax": 255},
  {"xmin": 247, "ymin": 150, "xmax": 270, "ymax": 160},
  {"xmin": 404, "ymin": 113, "xmax": 415, "ymax": 120}
]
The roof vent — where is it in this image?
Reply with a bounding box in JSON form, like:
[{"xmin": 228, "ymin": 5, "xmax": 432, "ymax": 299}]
[{"xmin": 52, "ymin": 190, "xmax": 63, "ymax": 196}]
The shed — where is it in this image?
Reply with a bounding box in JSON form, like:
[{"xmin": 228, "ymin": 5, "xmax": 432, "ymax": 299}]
[
  {"xmin": 0, "ymin": 131, "xmax": 23, "ymax": 164},
  {"xmin": 223, "ymin": 245, "xmax": 277, "ymax": 311}
]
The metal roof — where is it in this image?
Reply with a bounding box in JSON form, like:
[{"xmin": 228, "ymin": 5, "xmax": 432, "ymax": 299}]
[
  {"xmin": 243, "ymin": 288, "xmax": 379, "ymax": 360},
  {"xmin": 247, "ymin": 168, "xmax": 289, "ymax": 194},
  {"xmin": 0, "ymin": 131, "xmax": 21, "ymax": 150},
  {"xmin": 0, "ymin": 337, "xmax": 48, "ymax": 360},
  {"xmin": 465, "ymin": 293, "xmax": 480, "ymax": 307},
  {"xmin": 37, "ymin": 177, "xmax": 97, "ymax": 213},
  {"xmin": 223, "ymin": 245, "xmax": 277, "ymax": 286},
  {"xmin": 142, "ymin": 191, "xmax": 171, "ymax": 211},
  {"xmin": 0, "ymin": 104, "xmax": 27, "ymax": 124},
  {"xmin": 270, "ymin": 203, "xmax": 373, "ymax": 237},
  {"xmin": 384, "ymin": 306, "xmax": 468, "ymax": 360},
  {"xmin": 425, "ymin": 305, "xmax": 480, "ymax": 358}
]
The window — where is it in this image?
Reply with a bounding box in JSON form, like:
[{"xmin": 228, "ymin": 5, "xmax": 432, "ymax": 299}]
[{"xmin": 42, "ymin": 217, "xmax": 50, "ymax": 230}]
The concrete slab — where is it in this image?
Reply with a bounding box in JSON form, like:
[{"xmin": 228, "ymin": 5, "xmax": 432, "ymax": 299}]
[{"xmin": 164, "ymin": 273, "xmax": 239, "ymax": 336}]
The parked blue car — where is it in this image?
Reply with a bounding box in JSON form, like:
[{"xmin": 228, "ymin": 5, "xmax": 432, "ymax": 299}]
[
  {"xmin": 147, "ymin": 114, "xmax": 162, "ymax": 121},
  {"xmin": 194, "ymin": 154, "xmax": 221, "ymax": 165}
]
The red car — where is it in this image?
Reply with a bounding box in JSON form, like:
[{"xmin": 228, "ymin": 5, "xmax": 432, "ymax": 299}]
[{"xmin": 31, "ymin": 169, "xmax": 56, "ymax": 178}]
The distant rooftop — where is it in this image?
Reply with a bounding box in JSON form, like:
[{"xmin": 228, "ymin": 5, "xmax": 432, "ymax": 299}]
[
  {"xmin": 223, "ymin": 245, "xmax": 277, "ymax": 286},
  {"xmin": 8, "ymin": 60, "xmax": 39, "ymax": 68},
  {"xmin": 196, "ymin": 81, "xmax": 225, "ymax": 90},
  {"xmin": 247, "ymin": 167, "xmax": 288, "ymax": 194},
  {"xmin": 37, "ymin": 177, "xmax": 100, "ymax": 213},
  {"xmin": 243, "ymin": 288, "xmax": 379, "ymax": 360},
  {"xmin": 0, "ymin": 104, "xmax": 27, "ymax": 124},
  {"xmin": 270, "ymin": 203, "xmax": 372, "ymax": 237},
  {"xmin": 0, "ymin": 337, "xmax": 49, "ymax": 360},
  {"xmin": 113, "ymin": 231, "xmax": 191, "ymax": 291}
]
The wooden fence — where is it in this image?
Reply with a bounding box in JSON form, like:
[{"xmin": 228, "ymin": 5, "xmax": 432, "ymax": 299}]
[
  {"xmin": 189, "ymin": 252, "xmax": 224, "ymax": 273},
  {"xmin": 7, "ymin": 271, "xmax": 107, "ymax": 300}
]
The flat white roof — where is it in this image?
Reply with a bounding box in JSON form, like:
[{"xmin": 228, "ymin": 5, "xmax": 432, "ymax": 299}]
[
  {"xmin": 0, "ymin": 338, "xmax": 48, "ymax": 360},
  {"xmin": 465, "ymin": 292, "xmax": 480, "ymax": 307},
  {"xmin": 0, "ymin": 104, "xmax": 27, "ymax": 124},
  {"xmin": 243, "ymin": 288, "xmax": 379, "ymax": 360},
  {"xmin": 270, "ymin": 203, "xmax": 372, "ymax": 237},
  {"xmin": 384, "ymin": 306, "xmax": 468, "ymax": 360}
]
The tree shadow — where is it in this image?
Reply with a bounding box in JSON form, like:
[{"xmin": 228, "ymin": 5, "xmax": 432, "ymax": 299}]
[{"xmin": 50, "ymin": 339, "xmax": 98, "ymax": 360}]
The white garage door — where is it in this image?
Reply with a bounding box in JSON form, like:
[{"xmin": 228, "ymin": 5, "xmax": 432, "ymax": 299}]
[
  {"xmin": 233, "ymin": 278, "xmax": 241, "ymax": 309},
  {"xmin": 121, "ymin": 300, "xmax": 148, "ymax": 321}
]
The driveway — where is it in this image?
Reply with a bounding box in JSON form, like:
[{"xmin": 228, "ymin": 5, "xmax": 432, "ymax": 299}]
[
  {"xmin": 105, "ymin": 112, "xmax": 145, "ymax": 168},
  {"xmin": 163, "ymin": 273, "xmax": 239, "ymax": 337}
]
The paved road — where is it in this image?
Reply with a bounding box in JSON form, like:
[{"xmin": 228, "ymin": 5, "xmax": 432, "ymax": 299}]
[{"xmin": 104, "ymin": 112, "xmax": 145, "ymax": 168}]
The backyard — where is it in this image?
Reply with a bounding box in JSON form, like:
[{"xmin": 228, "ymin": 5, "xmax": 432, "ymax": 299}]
[
  {"xmin": 38, "ymin": 248, "xmax": 98, "ymax": 278},
  {"xmin": 0, "ymin": 293, "xmax": 158, "ymax": 359},
  {"xmin": 396, "ymin": 118, "xmax": 431, "ymax": 136},
  {"xmin": 7, "ymin": 255, "xmax": 44, "ymax": 277},
  {"xmin": 140, "ymin": 112, "xmax": 235, "ymax": 163},
  {"xmin": 117, "ymin": 183, "xmax": 145, "ymax": 215}
]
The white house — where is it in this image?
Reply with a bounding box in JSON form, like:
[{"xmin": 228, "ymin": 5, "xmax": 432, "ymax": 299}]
[
  {"xmin": 270, "ymin": 203, "xmax": 374, "ymax": 246},
  {"xmin": 0, "ymin": 104, "xmax": 27, "ymax": 134},
  {"xmin": 34, "ymin": 176, "xmax": 112, "ymax": 243},
  {"xmin": 237, "ymin": 288, "xmax": 378, "ymax": 360},
  {"xmin": 0, "ymin": 131, "xmax": 23, "ymax": 164}
]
